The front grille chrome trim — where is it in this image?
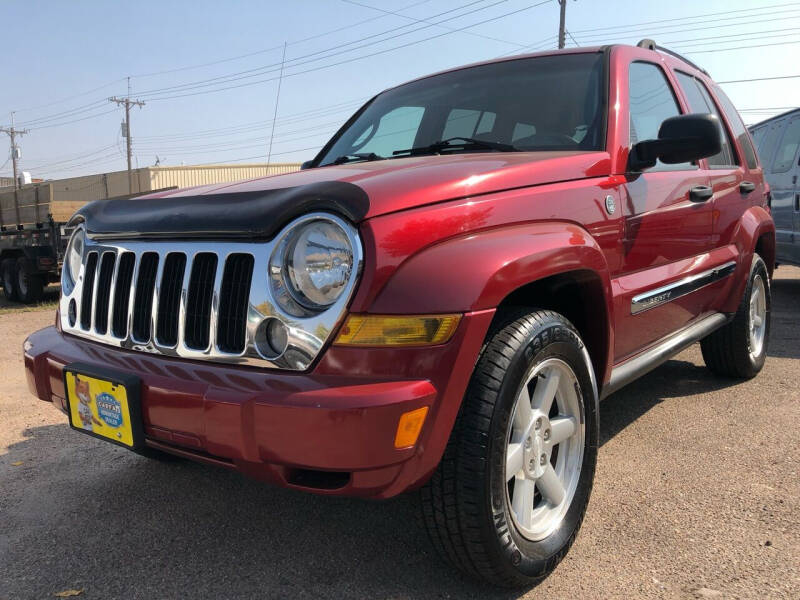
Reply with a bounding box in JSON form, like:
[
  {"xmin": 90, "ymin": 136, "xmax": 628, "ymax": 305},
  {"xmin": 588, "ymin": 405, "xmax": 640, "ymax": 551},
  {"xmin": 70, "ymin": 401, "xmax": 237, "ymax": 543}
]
[{"xmin": 59, "ymin": 213, "xmax": 363, "ymax": 370}]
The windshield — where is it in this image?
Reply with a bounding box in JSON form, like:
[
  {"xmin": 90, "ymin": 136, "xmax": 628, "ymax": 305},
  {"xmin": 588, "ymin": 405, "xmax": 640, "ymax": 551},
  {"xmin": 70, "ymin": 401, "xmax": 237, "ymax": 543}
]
[{"xmin": 317, "ymin": 52, "xmax": 606, "ymax": 166}]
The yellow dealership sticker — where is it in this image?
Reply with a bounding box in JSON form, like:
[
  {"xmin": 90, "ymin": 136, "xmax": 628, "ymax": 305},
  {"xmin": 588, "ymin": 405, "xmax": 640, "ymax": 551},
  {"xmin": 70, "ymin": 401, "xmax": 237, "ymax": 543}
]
[{"xmin": 64, "ymin": 367, "xmax": 141, "ymax": 449}]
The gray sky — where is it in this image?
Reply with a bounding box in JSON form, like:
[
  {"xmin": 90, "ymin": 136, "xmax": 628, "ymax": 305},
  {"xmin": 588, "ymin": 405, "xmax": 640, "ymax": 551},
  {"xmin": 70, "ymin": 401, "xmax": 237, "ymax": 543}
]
[{"xmin": 1, "ymin": 0, "xmax": 798, "ymax": 179}]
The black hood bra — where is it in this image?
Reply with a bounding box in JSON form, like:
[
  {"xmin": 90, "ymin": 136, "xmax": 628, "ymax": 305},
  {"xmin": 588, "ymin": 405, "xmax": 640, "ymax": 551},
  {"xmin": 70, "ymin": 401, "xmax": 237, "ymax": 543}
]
[{"xmin": 75, "ymin": 180, "xmax": 370, "ymax": 239}]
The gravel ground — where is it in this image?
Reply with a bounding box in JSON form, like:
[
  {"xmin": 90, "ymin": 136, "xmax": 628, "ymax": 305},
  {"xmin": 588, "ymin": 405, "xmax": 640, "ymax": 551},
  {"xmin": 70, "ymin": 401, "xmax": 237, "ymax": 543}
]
[{"xmin": 1, "ymin": 267, "xmax": 798, "ymax": 600}]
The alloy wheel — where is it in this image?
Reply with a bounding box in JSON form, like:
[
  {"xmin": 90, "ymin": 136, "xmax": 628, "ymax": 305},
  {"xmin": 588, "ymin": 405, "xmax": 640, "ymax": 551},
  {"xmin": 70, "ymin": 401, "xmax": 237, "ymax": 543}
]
[{"xmin": 505, "ymin": 357, "xmax": 585, "ymax": 541}]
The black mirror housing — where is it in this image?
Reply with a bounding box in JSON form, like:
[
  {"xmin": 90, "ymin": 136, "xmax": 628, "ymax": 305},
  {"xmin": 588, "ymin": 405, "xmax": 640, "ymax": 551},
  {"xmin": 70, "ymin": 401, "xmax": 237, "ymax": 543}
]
[
  {"xmin": 629, "ymin": 113, "xmax": 722, "ymax": 172},
  {"xmin": 300, "ymin": 160, "xmax": 315, "ymax": 170}
]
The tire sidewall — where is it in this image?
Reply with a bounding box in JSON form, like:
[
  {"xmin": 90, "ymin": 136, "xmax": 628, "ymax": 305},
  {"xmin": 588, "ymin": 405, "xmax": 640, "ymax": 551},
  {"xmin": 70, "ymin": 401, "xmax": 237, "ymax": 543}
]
[
  {"xmin": 743, "ymin": 255, "xmax": 771, "ymax": 372},
  {"xmin": 485, "ymin": 316, "xmax": 598, "ymax": 577},
  {"xmin": 2, "ymin": 260, "xmax": 18, "ymax": 301}
]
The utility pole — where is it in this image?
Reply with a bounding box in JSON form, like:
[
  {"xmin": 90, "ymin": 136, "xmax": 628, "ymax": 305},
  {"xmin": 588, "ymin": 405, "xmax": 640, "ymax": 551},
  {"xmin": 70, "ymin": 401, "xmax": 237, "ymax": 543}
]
[
  {"xmin": 558, "ymin": 0, "xmax": 567, "ymax": 49},
  {"xmin": 110, "ymin": 78, "xmax": 145, "ymax": 194},
  {"xmin": 1, "ymin": 113, "xmax": 29, "ymax": 189}
]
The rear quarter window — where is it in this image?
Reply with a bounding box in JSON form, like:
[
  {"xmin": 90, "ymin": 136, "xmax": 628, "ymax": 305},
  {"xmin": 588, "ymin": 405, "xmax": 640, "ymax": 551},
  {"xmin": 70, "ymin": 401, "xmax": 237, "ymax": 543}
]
[{"xmin": 711, "ymin": 85, "xmax": 759, "ymax": 169}]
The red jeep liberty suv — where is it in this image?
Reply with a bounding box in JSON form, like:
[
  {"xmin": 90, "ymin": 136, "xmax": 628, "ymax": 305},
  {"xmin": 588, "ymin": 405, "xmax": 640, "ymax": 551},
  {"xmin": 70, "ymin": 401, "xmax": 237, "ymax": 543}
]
[{"xmin": 24, "ymin": 41, "xmax": 774, "ymax": 587}]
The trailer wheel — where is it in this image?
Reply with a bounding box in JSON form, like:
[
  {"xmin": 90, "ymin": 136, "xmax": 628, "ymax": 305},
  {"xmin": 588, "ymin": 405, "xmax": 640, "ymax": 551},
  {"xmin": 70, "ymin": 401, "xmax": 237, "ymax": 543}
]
[
  {"xmin": 2, "ymin": 259, "xmax": 19, "ymax": 302},
  {"xmin": 15, "ymin": 258, "xmax": 44, "ymax": 304}
]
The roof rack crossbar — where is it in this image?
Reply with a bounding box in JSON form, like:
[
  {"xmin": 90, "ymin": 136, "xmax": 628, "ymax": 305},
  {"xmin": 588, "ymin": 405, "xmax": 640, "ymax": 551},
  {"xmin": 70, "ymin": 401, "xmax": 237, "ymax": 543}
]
[{"xmin": 637, "ymin": 39, "xmax": 709, "ymax": 76}]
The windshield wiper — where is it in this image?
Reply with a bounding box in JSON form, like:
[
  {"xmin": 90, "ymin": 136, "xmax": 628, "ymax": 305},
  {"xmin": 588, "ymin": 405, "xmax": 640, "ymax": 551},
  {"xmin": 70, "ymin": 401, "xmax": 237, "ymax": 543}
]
[
  {"xmin": 331, "ymin": 152, "xmax": 384, "ymax": 165},
  {"xmin": 393, "ymin": 136, "xmax": 520, "ymax": 157}
]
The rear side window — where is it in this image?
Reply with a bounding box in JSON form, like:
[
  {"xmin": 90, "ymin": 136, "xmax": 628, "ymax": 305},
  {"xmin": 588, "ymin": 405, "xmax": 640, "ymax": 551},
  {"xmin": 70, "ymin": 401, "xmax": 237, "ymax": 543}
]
[
  {"xmin": 675, "ymin": 72, "xmax": 735, "ymax": 167},
  {"xmin": 629, "ymin": 62, "xmax": 691, "ymax": 170},
  {"xmin": 771, "ymin": 117, "xmax": 800, "ymax": 173},
  {"xmin": 712, "ymin": 85, "xmax": 760, "ymax": 169}
]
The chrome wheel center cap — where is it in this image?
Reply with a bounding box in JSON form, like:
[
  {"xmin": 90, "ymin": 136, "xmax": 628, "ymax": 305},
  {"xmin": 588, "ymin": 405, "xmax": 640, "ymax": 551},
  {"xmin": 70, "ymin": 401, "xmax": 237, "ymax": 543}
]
[{"xmin": 524, "ymin": 414, "xmax": 551, "ymax": 479}]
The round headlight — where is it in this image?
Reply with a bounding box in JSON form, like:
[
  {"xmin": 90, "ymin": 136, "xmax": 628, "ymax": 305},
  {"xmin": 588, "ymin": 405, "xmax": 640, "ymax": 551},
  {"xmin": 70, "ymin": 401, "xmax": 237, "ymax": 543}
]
[
  {"xmin": 282, "ymin": 219, "xmax": 354, "ymax": 310},
  {"xmin": 63, "ymin": 226, "xmax": 85, "ymax": 293}
]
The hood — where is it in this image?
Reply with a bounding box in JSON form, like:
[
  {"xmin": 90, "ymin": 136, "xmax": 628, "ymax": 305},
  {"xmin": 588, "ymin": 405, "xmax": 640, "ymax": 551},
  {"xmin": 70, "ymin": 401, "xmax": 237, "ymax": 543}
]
[{"xmin": 77, "ymin": 151, "xmax": 611, "ymax": 239}]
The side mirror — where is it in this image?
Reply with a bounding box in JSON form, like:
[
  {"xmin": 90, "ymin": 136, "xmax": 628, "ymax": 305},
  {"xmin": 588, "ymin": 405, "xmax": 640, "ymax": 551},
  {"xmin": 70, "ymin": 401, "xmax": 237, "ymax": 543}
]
[
  {"xmin": 300, "ymin": 160, "xmax": 314, "ymax": 170},
  {"xmin": 629, "ymin": 113, "xmax": 722, "ymax": 171}
]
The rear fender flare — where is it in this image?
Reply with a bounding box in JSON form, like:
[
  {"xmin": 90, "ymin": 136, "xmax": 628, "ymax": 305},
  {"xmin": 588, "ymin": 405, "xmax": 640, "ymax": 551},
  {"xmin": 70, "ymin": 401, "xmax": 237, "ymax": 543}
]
[{"xmin": 722, "ymin": 206, "xmax": 775, "ymax": 313}]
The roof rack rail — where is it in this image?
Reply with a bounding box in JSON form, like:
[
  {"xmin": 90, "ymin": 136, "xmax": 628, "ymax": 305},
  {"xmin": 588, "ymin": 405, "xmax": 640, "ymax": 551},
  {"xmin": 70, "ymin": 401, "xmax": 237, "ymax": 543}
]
[{"xmin": 637, "ymin": 39, "xmax": 709, "ymax": 76}]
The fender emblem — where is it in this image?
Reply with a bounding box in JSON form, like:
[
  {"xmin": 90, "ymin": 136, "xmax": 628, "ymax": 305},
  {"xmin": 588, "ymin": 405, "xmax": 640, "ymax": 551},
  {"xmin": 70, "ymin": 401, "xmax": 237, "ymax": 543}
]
[{"xmin": 605, "ymin": 195, "xmax": 616, "ymax": 215}]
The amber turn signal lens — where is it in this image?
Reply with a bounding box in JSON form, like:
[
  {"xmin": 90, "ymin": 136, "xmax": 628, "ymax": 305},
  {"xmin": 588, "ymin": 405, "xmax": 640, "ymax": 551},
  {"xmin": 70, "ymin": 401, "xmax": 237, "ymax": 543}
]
[
  {"xmin": 395, "ymin": 406, "xmax": 429, "ymax": 449},
  {"xmin": 334, "ymin": 314, "xmax": 461, "ymax": 347}
]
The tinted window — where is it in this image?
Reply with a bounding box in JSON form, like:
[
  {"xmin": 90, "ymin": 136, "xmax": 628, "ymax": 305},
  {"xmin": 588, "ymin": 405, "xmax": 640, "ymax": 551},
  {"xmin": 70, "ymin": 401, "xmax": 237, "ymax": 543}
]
[
  {"xmin": 675, "ymin": 72, "xmax": 735, "ymax": 167},
  {"xmin": 750, "ymin": 126, "xmax": 767, "ymax": 154},
  {"xmin": 755, "ymin": 122, "xmax": 784, "ymax": 168},
  {"xmin": 629, "ymin": 62, "xmax": 690, "ymax": 170},
  {"xmin": 442, "ymin": 109, "xmax": 497, "ymax": 140},
  {"xmin": 712, "ymin": 85, "xmax": 759, "ymax": 169},
  {"xmin": 771, "ymin": 117, "xmax": 800, "ymax": 173},
  {"xmin": 347, "ymin": 106, "xmax": 424, "ymax": 157},
  {"xmin": 318, "ymin": 53, "xmax": 606, "ymax": 165}
]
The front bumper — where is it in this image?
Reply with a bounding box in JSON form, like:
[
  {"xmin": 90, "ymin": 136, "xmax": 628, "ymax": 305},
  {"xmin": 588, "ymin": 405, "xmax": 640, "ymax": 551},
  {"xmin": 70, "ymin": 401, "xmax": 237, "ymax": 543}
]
[{"xmin": 24, "ymin": 310, "xmax": 494, "ymax": 498}]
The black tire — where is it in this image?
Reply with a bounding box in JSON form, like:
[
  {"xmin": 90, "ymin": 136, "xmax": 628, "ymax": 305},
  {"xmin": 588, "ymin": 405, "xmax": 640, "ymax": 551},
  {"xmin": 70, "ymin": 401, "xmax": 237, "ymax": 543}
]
[
  {"xmin": 420, "ymin": 310, "xmax": 599, "ymax": 588},
  {"xmin": 701, "ymin": 254, "xmax": 771, "ymax": 379},
  {"xmin": 15, "ymin": 258, "xmax": 45, "ymax": 304},
  {"xmin": 2, "ymin": 259, "xmax": 19, "ymax": 302}
]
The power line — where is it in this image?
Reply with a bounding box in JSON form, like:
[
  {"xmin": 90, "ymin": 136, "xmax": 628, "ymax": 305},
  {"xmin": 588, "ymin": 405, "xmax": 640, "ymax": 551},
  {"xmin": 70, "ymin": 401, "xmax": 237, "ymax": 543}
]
[
  {"xmin": 1, "ymin": 1, "xmax": 440, "ymax": 131},
  {"xmin": 570, "ymin": 1, "xmax": 800, "ymax": 35},
  {"xmin": 8, "ymin": 78, "xmax": 126, "ymax": 115},
  {"xmin": 131, "ymin": 0, "xmax": 435, "ymax": 79},
  {"xmin": 24, "ymin": 144, "xmax": 118, "ymax": 171},
  {"xmin": 14, "ymin": 99, "xmax": 109, "ymax": 128},
  {"xmin": 679, "ymin": 38, "xmax": 800, "ymax": 54},
  {"xmin": 576, "ymin": 10, "xmax": 800, "ymax": 43},
  {"xmin": 717, "ymin": 74, "xmax": 800, "ymax": 84},
  {"xmin": 341, "ymin": 0, "xmax": 530, "ymax": 47},
  {"xmin": 27, "ymin": 108, "xmax": 118, "ymax": 131},
  {"xmin": 134, "ymin": 0, "xmax": 504, "ymax": 99},
  {"xmin": 138, "ymin": 0, "xmax": 553, "ymax": 102}
]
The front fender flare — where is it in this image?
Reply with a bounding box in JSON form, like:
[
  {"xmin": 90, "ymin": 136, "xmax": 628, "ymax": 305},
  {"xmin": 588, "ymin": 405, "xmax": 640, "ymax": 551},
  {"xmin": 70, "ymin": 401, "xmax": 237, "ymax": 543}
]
[{"xmin": 370, "ymin": 221, "xmax": 613, "ymax": 314}]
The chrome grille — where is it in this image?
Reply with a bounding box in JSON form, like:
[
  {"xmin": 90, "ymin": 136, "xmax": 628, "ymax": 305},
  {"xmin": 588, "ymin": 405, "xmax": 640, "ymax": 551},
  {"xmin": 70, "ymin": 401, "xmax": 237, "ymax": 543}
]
[
  {"xmin": 111, "ymin": 252, "xmax": 135, "ymax": 338},
  {"xmin": 79, "ymin": 252, "xmax": 98, "ymax": 329},
  {"xmin": 59, "ymin": 214, "xmax": 363, "ymax": 370},
  {"xmin": 184, "ymin": 253, "xmax": 217, "ymax": 350},
  {"xmin": 217, "ymin": 253, "xmax": 254, "ymax": 354},
  {"xmin": 155, "ymin": 253, "xmax": 187, "ymax": 347},
  {"xmin": 132, "ymin": 252, "xmax": 158, "ymax": 342},
  {"xmin": 94, "ymin": 252, "xmax": 116, "ymax": 335}
]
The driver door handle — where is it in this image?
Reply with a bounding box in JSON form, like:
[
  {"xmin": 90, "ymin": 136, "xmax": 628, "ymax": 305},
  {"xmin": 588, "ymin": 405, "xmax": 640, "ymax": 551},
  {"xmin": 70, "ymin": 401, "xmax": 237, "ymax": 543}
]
[
  {"xmin": 689, "ymin": 185, "xmax": 713, "ymax": 202},
  {"xmin": 740, "ymin": 181, "xmax": 756, "ymax": 194}
]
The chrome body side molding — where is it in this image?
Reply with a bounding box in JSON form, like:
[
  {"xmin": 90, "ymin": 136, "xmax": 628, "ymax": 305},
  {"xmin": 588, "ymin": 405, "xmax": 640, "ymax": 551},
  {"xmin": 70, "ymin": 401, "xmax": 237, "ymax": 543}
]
[
  {"xmin": 631, "ymin": 261, "xmax": 737, "ymax": 315},
  {"xmin": 601, "ymin": 312, "xmax": 730, "ymax": 399}
]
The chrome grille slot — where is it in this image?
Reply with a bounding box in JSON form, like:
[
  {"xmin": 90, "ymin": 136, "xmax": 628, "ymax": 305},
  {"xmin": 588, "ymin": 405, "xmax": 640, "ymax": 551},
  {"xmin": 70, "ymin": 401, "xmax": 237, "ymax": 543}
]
[
  {"xmin": 184, "ymin": 253, "xmax": 218, "ymax": 350},
  {"xmin": 132, "ymin": 252, "xmax": 159, "ymax": 342},
  {"xmin": 156, "ymin": 253, "xmax": 187, "ymax": 347},
  {"xmin": 217, "ymin": 253, "xmax": 254, "ymax": 354},
  {"xmin": 79, "ymin": 252, "xmax": 98, "ymax": 330},
  {"xmin": 94, "ymin": 252, "xmax": 116, "ymax": 335},
  {"xmin": 112, "ymin": 252, "xmax": 136, "ymax": 338}
]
